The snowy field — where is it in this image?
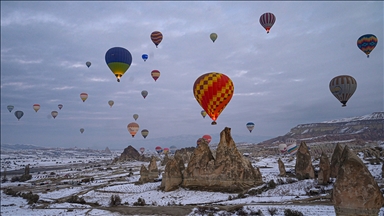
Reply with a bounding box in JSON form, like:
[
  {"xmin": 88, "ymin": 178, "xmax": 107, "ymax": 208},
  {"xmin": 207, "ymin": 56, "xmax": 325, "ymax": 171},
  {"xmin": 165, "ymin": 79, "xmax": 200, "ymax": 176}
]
[{"xmin": 1, "ymin": 147, "xmax": 384, "ymax": 216}]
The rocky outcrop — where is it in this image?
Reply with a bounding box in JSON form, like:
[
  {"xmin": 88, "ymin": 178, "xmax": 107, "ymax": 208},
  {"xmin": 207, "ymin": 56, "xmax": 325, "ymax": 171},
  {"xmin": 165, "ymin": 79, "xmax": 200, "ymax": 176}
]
[
  {"xmin": 160, "ymin": 154, "xmax": 185, "ymax": 192},
  {"xmin": 180, "ymin": 127, "xmax": 263, "ymax": 193},
  {"xmin": 295, "ymin": 141, "xmax": 315, "ymax": 180},
  {"xmin": 332, "ymin": 146, "xmax": 384, "ymax": 216},
  {"xmin": 318, "ymin": 152, "xmax": 330, "ymax": 185},
  {"xmin": 148, "ymin": 156, "xmax": 159, "ymax": 180},
  {"xmin": 174, "ymin": 147, "xmax": 195, "ymax": 164},
  {"xmin": 278, "ymin": 158, "xmax": 286, "ymax": 177},
  {"xmin": 161, "ymin": 153, "xmax": 169, "ymax": 166},
  {"xmin": 330, "ymin": 143, "xmax": 343, "ymax": 178},
  {"xmin": 138, "ymin": 165, "xmax": 149, "ymax": 183},
  {"xmin": 104, "ymin": 147, "xmax": 112, "ymax": 154},
  {"xmin": 116, "ymin": 145, "xmax": 149, "ymax": 162}
]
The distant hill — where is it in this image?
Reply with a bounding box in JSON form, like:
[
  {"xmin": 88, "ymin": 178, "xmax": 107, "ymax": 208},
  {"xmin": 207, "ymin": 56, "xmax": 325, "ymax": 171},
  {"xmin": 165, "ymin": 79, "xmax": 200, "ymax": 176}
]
[
  {"xmin": 1, "ymin": 143, "xmax": 49, "ymax": 151},
  {"xmin": 258, "ymin": 112, "xmax": 384, "ymax": 146}
]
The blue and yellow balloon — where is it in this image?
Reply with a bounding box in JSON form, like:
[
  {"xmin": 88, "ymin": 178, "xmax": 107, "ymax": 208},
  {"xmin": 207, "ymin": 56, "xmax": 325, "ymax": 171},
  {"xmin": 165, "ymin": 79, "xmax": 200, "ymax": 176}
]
[
  {"xmin": 105, "ymin": 47, "xmax": 132, "ymax": 82},
  {"xmin": 357, "ymin": 34, "xmax": 378, "ymax": 58}
]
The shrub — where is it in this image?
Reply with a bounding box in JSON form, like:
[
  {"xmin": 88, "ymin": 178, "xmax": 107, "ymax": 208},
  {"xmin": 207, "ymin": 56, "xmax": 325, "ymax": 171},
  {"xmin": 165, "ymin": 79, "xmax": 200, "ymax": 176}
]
[
  {"xmin": 133, "ymin": 197, "xmax": 146, "ymax": 206},
  {"xmin": 21, "ymin": 192, "xmax": 39, "ymax": 204},
  {"xmin": 193, "ymin": 206, "xmax": 219, "ymax": 215},
  {"xmin": 268, "ymin": 180, "xmax": 276, "ymax": 189},
  {"xmin": 237, "ymin": 193, "xmax": 246, "ymax": 199},
  {"xmin": 11, "ymin": 176, "xmax": 20, "ymax": 182},
  {"xmin": 67, "ymin": 195, "xmax": 86, "ymax": 204},
  {"xmin": 284, "ymin": 209, "xmax": 304, "ymax": 216},
  {"xmin": 268, "ymin": 207, "xmax": 278, "ymax": 216},
  {"xmin": 109, "ymin": 194, "xmax": 122, "ymax": 206},
  {"xmin": 4, "ymin": 188, "xmax": 17, "ymax": 196},
  {"xmin": 19, "ymin": 174, "xmax": 32, "ymax": 182}
]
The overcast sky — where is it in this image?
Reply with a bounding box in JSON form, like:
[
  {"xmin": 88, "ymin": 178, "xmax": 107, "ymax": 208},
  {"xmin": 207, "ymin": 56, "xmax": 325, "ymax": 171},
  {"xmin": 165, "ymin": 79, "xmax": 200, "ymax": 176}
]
[{"xmin": 1, "ymin": 1, "xmax": 383, "ymax": 151}]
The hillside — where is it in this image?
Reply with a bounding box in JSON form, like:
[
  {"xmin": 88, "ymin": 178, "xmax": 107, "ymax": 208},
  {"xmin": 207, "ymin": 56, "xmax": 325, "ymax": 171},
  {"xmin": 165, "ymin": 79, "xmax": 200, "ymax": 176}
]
[{"xmin": 258, "ymin": 112, "xmax": 384, "ymax": 146}]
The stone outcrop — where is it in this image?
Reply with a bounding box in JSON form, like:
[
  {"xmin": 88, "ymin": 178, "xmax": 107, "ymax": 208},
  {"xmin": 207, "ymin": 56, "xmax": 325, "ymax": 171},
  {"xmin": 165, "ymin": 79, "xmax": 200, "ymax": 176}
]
[
  {"xmin": 180, "ymin": 127, "xmax": 263, "ymax": 193},
  {"xmin": 104, "ymin": 147, "xmax": 112, "ymax": 154},
  {"xmin": 174, "ymin": 147, "xmax": 195, "ymax": 164},
  {"xmin": 295, "ymin": 141, "xmax": 315, "ymax": 180},
  {"xmin": 138, "ymin": 165, "xmax": 149, "ymax": 183},
  {"xmin": 147, "ymin": 156, "xmax": 159, "ymax": 180},
  {"xmin": 332, "ymin": 146, "xmax": 384, "ymax": 216},
  {"xmin": 330, "ymin": 143, "xmax": 343, "ymax": 178},
  {"xmin": 160, "ymin": 154, "xmax": 185, "ymax": 192},
  {"xmin": 318, "ymin": 152, "xmax": 330, "ymax": 185},
  {"xmin": 161, "ymin": 153, "xmax": 169, "ymax": 166},
  {"xmin": 277, "ymin": 158, "xmax": 286, "ymax": 177},
  {"xmin": 116, "ymin": 145, "xmax": 150, "ymax": 162}
]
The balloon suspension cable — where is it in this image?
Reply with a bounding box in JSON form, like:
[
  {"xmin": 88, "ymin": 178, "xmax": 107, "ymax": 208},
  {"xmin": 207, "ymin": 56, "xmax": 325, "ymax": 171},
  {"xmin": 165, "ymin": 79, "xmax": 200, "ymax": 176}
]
[{"xmin": 211, "ymin": 121, "xmax": 217, "ymax": 125}]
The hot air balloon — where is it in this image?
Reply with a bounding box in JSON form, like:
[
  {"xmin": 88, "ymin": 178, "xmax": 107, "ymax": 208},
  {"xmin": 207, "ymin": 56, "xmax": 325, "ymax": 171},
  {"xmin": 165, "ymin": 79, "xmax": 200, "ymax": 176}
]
[
  {"xmin": 133, "ymin": 114, "xmax": 139, "ymax": 121},
  {"xmin": 86, "ymin": 61, "xmax": 91, "ymax": 68},
  {"xmin": 278, "ymin": 143, "xmax": 287, "ymax": 153},
  {"xmin": 193, "ymin": 72, "xmax": 234, "ymax": 125},
  {"xmin": 202, "ymin": 134, "xmax": 212, "ymax": 144},
  {"xmin": 105, "ymin": 47, "xmax": 132, "ymax": 82},
  {"xmin": 14, "ymin": 110, "xmax": 24, "ymax": 121},
  {"xmin": 151, "ymin": 31, "xmax": 163, "ymax": 48},
  {"xmin": 127, "ymin": 122, "xmax": 139, "ymax": 137},
  {"xmin": 287, "ymin": 143, "xmax": 298, "ymax": 155},
  {"xmin": 141, "ymin": 90, "xmax": 148, "ymax": 99},
  {"xmin": 329, "ymin": 75, "xmax": 357, "ymax": 107},
  {"xmin": 155, "ymin": 146, "xmax": 163, "ymax": 154},
  {"xmin": 108, "ymin": 100, "xmax": 114, "ymax": 108},
  {"xmin": 7, "ymin": 105, "xmax": 14, "ymax": 112},
  {"xmin": 33, "ymin": 104, "xmax": 40, "ymax": 112},
  {"xmin": 169, "ymin": 145, "xmax": 177, "ymax": 154},
  {"xmin": 142, "ymin": 54, "xmax": 148, "ymax": 62},
  {"xmin": 141, "ymin": 129, "xmax": 149, "ymax": 138},
  {"xmin": 260, "ymin": 12, "xmax": 276, "ymax": 33},
  {"xmin": 140, "ymin": 147, "xmax": 145, "ymax": 154},
  {"xmin": 210, "ymin": 33, "xmax": 218, "ymax": 43},
  {"xmin": 58, "ymin": 104, "xmax": 63, "ymax": 110},
  {"xmin": 151, "ymin": 70, "xmax": 160, "ymax": 82},
  {"xmin": 357, "ymin": 34, "xmax": 378, "ymax": 58},
  {"xmin": 201, "ymin": 110, "xmax": 207, "ymax": 118},
  {"xmin": 246, "ymin": 122, "xmax": 255, "ymax": 133},
  {"xmin": 80, "ymin": 128, "xmax": 85, "ymax": 134},
  {"xmin": 80, "ymin": 93, "xmax": 88, "ymax": 102},
  {"xmin": 51, "ymin": 111, "xmax": 58, "ymax": 119},
  {"xmin": 163, "ymin": 147, "xmax": 169, "ymax": 154}
]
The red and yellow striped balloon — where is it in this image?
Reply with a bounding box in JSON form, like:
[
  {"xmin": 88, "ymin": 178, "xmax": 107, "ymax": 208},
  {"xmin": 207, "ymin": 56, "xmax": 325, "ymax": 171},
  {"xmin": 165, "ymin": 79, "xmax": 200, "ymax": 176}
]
[
  {"xmin": 151, "ymin": 70, "xmax": 160, "ymax": 81},
  {"xmin": 150, "ymin": 31, "xmax": 163, "ymax": 48},
  {"xmin": 193, "ymin": 72, "xmax": 234, "ymax": 125}
]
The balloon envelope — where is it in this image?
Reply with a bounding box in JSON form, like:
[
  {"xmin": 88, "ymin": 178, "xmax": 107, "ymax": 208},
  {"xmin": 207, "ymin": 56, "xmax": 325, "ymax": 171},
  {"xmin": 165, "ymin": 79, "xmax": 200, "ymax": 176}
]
[
  {"xmin": 141, "ymin": 129, "xmax": 149, "ymax": 138},
  {"xmin": 108, "ymin": 100, "xmax": 114, "ymax": 108},
  {"xmin": 163, "ymin": 148, "xmax": 169, "ymax": 154},
  {"xmin": 246, "ymin": 122, "xmax": 255, "ymax": 133},
  {"xmin": 151, "ymin": 31, "xmax": 163, "ymax": 48},
  {"xmin": 210, "ymin": 33, "xmax": 218, "ymax": 42},
  {"xmin": 201, "ymin": 110, "xmax": 207, "ymax": 118},
  {"xmin": 58, "ymin": 104, "xmax": 63, "ymax": 110},
  {"xmin": 127, "ymin": 122, "xmax": 139, "ymax": 137},
  {"xmin": 357, "ymin": 34, "xmax": 378, "ymax": 58},
  {"xmin": 140, "ymin": 147, "xmax": 145, "ymax": 154},
  {"xmin": 151, "ymin": 70, "xmax": 160, "ymax": 81},
  {"xmin": 142, "ymin": 54, "xmax": 148, "ymax": 62},
  {"xmin": 202, "ymin": 134, "xmax": 212, "ymax": 144},
  {"xmin": 155, "ymin": 146, "xmax": 163, "ymax": 154},
  {"xmin": 14, "ymin": 110, "xmax": 24, "ymax": 120},
  {"xmin": 287, "ymin": 144, "xmax": 298, "ymax": 155},
  {"xmin": 7, "ymin": 105, "xmax": 14, "ymax": 112},
  {"xmin": 169, "ymin": 145, "xmax": 177, "ymax": 154},
  {"xmin": 86, "ymin": 61, "xmax": 91, "ymax": 68},
  {"xmin": 278, "ymin": 143, "xmax": 287, "ymax": 153},
  {"xmin": 80, "ymin": 128, "xmax": 85, "ymax": 134},
  {"xmin": 133, "ymin": 114, "xmax": 139, "ymax": 121},
  {"xmin": 51, "ymin": 111, "xmax": 58, "ymax": 119},
  {"xmin": 80, "ymin": 93, "xmax": 88, "ymax": 102},
  {"xmin": 260, "ymin": 12, "xmax": 276, "ymax": 33},
  {"xmin": 193, "ymin": 72, "xmax": 234, "ymax": 125},
  {"xmin": 329, "ymin": 75, "xmax": 357, "ymax": 107},
  {"xmin": 105, "ymin": 47, "xmax": 132, "ymax": 82},
  {"xmin": 33, "ymin": 104, "xmax": 40, "ymax": 112},
  {"xmin": 141, "ymin": 90, "xmax": 148, "ymax": 99}
]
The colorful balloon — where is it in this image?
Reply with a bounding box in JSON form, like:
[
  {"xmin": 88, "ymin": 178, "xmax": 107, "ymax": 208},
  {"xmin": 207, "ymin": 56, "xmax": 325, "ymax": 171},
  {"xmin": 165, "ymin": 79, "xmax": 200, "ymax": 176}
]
[
  {"xmin": 140, "ymin": 147, "xmax": 145, "ymax": 154},
  {"xmin": 201, "ymin": 110, "xmax": 207, "ymax": 118},
  {"xmin": 329, "ymin": 75, "xmax": 357, "ymax": 107},
  {"xmin": 246, "ymin": 122, "xmax": 255, "ymax": 133},
  {"xmin": 7, "ymin": 105, "xmax": 14, "ymax": 112},
  {"xmin": 80, "ymin": 93, "xmax": 88, "ymax": 102},
  {"xmin": 141, "ymin": 90, "xmax": 148, "ymax": 99},
  {"xmin": 14, "ymin": 110, "xmax": 24, "ymax": 121},
  {"xmin": 155, "ymin": 146, "xmax": 163, "ymax": 154},
  {"xmin": 169, "ymin": 145, "xmax": 177, "ymax": 154},
  {"xmin": 80, "ymin": 128, "xmax": 85, "ymax": 134},
  {"xmin": 151, "ymin": 70, "xmax": 160, "ymax": 82},
  {"xmin": 58, "ymin": 104, "xmax": 63, "ymax": 110},
  {"xmin": 151, "ymin": 31, "xmax": 163, "ymax": 48},
  {"xmin": 86, "ymin": 61, "xmax": 91, "ymax": 68},
  {"xmin": 163, "ymin": 147, "xmax": 169, "ymax": 154},
  {"xmin": 51, "ymin": 111, "xmax": 58, "ymax": 119},
  {"xmin": 278, "ymin": 143, "xmax": 287, "ymax": 153},
  {"xmin": 357, "ymin": 34, "xmax": 378, "ymax": 58},
  {"xmin": 202, "ymin": 134, "xmax": 212, "ymax": 144},
  {"xmin": 127, "ymin": 122, "xmax": 139, "ymax": 137},
  {"xmin": 287, "ymin": 143, "xmax": 298, "ymax": 155},
  {"xmin": 260, "ymin": 12, "xmax": 276, "ymax": 33},
  {"xmin": 33, "ymin": 104, "xmax": 40, "ymax": 112},
  {"xmin": 193, "ymin": 72, "xmax": 234, "ymax": 125},
  {"xmin": 141, "ymin": 129, "xmax": 149, "ymax": 138},
  {"xmin": 105, "ymin": 47, "xmax": 132, "ymax": 82},
  {"xmin": 142, "ymin": 54, "xmax": 148, "ymax": 62},
  {"xmin": 133, "ymin": 114, "xmax": 139, "ymax": 121},
  {"xmin": 108, "ymin": 100, "xmax": 114, "ymax": 108},
  {"xmin": 210, "ymin": 33, "xmax": 218, "ymax": 43}
]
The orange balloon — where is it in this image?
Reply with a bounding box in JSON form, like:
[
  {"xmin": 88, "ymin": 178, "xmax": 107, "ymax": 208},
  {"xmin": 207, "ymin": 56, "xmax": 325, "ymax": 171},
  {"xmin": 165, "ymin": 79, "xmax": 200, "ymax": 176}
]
[
  {"xmin": 127, "ymin": 122, "xmax": 139, "ymax": 137},
  {"xmin": 193, "ymin": 72, "xmax": 234, "ymax": 125}
]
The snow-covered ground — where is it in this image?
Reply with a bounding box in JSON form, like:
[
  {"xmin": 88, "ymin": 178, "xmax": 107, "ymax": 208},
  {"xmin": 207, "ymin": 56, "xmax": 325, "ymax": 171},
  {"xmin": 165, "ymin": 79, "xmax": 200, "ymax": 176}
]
[{"xmin": 1, "ymin": 148, "xmax": 384, "ymax": 216}]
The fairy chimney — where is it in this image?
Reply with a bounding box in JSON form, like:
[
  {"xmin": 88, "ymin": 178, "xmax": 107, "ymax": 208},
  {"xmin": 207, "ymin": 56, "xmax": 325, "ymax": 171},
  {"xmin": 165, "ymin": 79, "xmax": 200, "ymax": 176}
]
[
  {"xmin": 330, "ymin": 143, "xmax": 343, "ymax": 178},
  {"xmin": 318, "ymin": 152, "xmax": 330, "ymax": 185},
  {"xmin": 160, "ymin": 154, "xmax": 185, "ymax": 192},
  {"xmin": 278, "ymin": 158, "xmax": 286, "ymax": 177},
  {"xmin": 139, "ymin": 164, "xmax": 149, "ymax": 183},
  {"xmin": 148, "ymin": 156, "xmax": 159, "ymax": 180},
  {"xmin": 295, "ymin": 141, "xmax": 315, "ymax": 180}
]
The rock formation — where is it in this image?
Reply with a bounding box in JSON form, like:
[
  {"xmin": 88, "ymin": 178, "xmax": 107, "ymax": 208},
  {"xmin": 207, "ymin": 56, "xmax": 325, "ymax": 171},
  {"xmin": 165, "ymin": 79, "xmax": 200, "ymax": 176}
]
[
  {"xmin": 318, "ymin": 152, "xmax": 330, "ymax": 185},
  {"xmin": 174, "ymin": 147, "xmax": 195, "ymax": 164},
  {"xmin": 160, "ymin": 154, "xmax": 185, "ymax": 191},
  {"xmin": 180, "ymin": 127, "xmax": 263, "ymax": 193},
  {"xmin": 116, "ymin": 145, "xmax": 149, "ymax": 162},
  {"xmin": 161, "ymin": 153, "xmax": 169, "ymax": 166},
  {"xmin": 138, "ymin": 165, "xmax": 149, "ymax": 183},
  {"xmin": 332, "ymin": 146, "xmax": 384, "ymax": 216},
  {"xmin": 382, "ymin": 162, "xmax": 384, "ymax": 178},
  {"xmin": 104, "ymin": 147, "xmax": 112, "ymax": 154},
  {"xmin": 277, "ymin": 158, "xmax": 286, "ymax": 177},
  {"xmin": 330, "ymin": 143, "xmax": 343, "ymax": 178},
  {"xmin": 139, "ymin": 156, "xmax": 160, "ymax": 183},
  {"xmin": 295, "ymin": 141, "xmax": 315, "ymax": 180}
]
